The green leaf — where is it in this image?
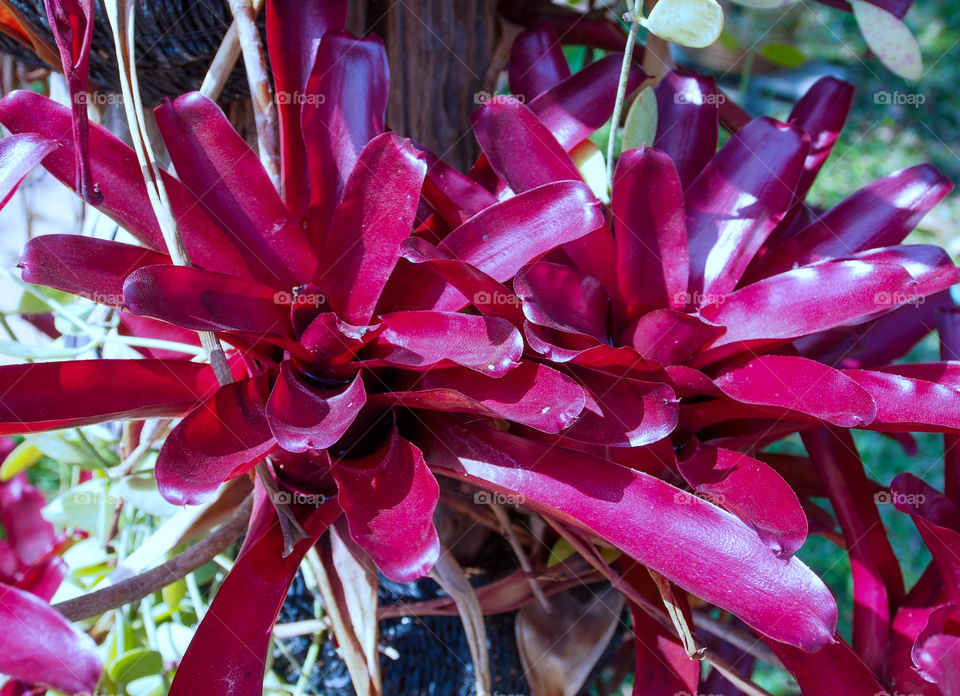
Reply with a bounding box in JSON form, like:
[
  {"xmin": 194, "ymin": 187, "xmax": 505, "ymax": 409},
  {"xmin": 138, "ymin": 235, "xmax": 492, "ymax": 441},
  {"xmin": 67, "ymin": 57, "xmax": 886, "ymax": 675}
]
[
  {"xmin": 852, "ymin": 0, "xmax": 923, "ymax": 80},
  {"xmin": 645, "ymin": 0, "xmax": 724, "ymax": 49},
  {"xmin": 107, "ymin": 649, "xmax": 164, "ymax": 684},
  {"xmin": 622, "ymin": 86, "xmax": 659, "ymax": 152},
  {"xmin": 760, "ymin": 42, "xmax": 806, "ymax": 68},
  {"xmin": 0, "ymin": 441, "xmax": 44, "ymax": 481},
  {"xmin": 161, "ymin": 580, "xmax": 187, "ymax": 612},
  {"xmin": 16, "ymin": 285, "xmax": 77, "ymax": 315}
]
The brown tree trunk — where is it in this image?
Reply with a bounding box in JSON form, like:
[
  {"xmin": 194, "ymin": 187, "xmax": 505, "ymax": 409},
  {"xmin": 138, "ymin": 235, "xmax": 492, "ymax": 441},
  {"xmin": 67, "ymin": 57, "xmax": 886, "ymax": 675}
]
[{"xmin": 353, "ymin": 0, "xmax": 503, "ymax": 171}]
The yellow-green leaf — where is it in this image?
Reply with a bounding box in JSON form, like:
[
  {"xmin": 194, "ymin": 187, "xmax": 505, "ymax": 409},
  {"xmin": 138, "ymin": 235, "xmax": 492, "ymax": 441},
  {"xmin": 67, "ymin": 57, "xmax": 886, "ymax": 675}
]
[
  {"xmin": 760, "ymin": 42, "xmax": 806, "ymax": 68},
  {"xmin": 107, "ymin": 648, "xmax": 164, "ymax": 684},
  {"xmin": 570, "ymin": 140, "xmax": 609, "ymax": 204},
  {"xmin": 622, "ymin": 86, "xmax": 659, "ymax": 153},
  {"xmin": 852, "ymin": 0, "xmax": 922, "ymax": 80},
  {"xmin": 645, "ymin": 0, "xmax": 724, "ymax": 49},
  {"xmin": 0, "ymin": 442, "xmax": 43, "ymax": 481}
]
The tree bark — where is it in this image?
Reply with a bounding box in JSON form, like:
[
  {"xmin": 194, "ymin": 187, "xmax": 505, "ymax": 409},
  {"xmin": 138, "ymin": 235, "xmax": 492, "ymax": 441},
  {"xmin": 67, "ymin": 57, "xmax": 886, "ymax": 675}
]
[{"xmin": 358, "ymin": 0, "xmax": 502, "ymax": 171}]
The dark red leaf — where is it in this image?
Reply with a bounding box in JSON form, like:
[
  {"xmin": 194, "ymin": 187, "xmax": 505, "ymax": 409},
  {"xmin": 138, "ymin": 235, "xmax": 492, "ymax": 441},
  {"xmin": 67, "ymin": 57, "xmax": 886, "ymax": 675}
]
[
  {"xmin": 0, "ymin": 133, "xmax": 55, "ymax": 209},
  {"xmin": 509, "ymin": 23, "xmax": 571, "ymax": 101},
  {"xmin": 514, "ymin": 261, "xmax": 608, "ymax": 341},
  {"xmin": 653, "ymin": 71, "xmax": 720, "ymax": 189}
]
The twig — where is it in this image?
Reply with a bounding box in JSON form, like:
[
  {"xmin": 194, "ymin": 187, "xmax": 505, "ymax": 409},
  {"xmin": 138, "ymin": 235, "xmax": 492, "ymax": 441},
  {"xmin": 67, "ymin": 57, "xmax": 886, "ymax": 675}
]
[
  {"xmin": 605, "ymin": 0, "xmax": 644, "ymax": 193},
  {"xmin": 199, "ymin": 0, "xmax": 265, "ymax": 101},
  {"xmin": 488, "ymin": 502, "xmax": 552, "ymax": 612},
  {"xmin": 54, "ymin": 497, "xmax": 252, "ymax": 621},
  {"xmin": 228, "ymin": 0, "xmax": 281, "ymax": 189}
]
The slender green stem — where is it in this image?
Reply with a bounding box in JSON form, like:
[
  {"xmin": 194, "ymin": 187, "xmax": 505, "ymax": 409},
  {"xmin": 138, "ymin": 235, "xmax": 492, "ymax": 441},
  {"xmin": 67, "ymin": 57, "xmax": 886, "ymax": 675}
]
[{"xmin": 605, "ymin": 0, "xmax": 645, "ymax": 194}]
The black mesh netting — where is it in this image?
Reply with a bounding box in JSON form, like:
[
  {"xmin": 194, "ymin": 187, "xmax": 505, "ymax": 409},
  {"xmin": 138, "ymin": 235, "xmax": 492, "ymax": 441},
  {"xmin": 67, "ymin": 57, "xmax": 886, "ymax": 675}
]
[
  {"xmin": 275, "ymin": 572, "xmax": 628, "ymax": 696},
  {"xmin": 0, "ymin": 0, "xmax": 252, "ymax": 103}
]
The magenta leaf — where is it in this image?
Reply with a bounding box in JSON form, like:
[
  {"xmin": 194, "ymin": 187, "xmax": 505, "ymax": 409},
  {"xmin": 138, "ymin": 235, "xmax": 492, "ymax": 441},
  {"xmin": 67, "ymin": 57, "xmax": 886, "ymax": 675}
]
[
  {"xmin": 613, "ymin": 146, "xmax": 688, "ymax": 323},
  {"xmin": 428, "ymin": 422, "xmax": 838, "ymax": 650},
  {"xmin": 802, "ymin": 427, "xmax": 904, "ymax": 671},
  {"xmin": 515, "ymin": 261, "xmax": 608, "ymax": 341},
  {"xmin": 562, "ymin": 366, "xmax": 678, "ymax": 447},
  {"xmin": 375, "ymin": 362, "xmax": 585, "ymax": 433},
  {"xmin": 439, "ymin": 181, "xmax": 604, "ymax": 282},
  {"xmin": 472, "ymin": 96, "xmax": 581, "ymax": 192},
  {"xmin": 124, "ymin": 264, "xmax": 292, "ymax": 337},
  {"xmin": 508, "ymin": 23, "xmax": 571, "ymax": 101},
  {"xmin": 364, "ymin": 311, "xmax": 523, "ymax": 377},
  {"xmin": 20, "ymin": 235, "xmax": 169, "ymax": 308},
  {"xmin": 686, "ymin": 117, "xmax": 809, "ymax": 301},
  {"xmin": 157, "ymin": 377, "xmax": 275, "ymax": 505},
  {"xmin": 842, "ymin": 370, "xmax": 960, "ymax": 432},
  {"xmin": 0, "ymin": 91, "xmax": 251, "ymax": 277},
  {"xmin": 42, "ymin": 0, "xmax": 100, "ymax": 205},
  {"xmin": 756, "ymin": 164, "xmax": 953, "ymax": 277},
  {"xmin": 711, "ymin": 355, "xmax": 877, "ymax": 428},
  {"xmin": 653, "ymin": 71, "xmax": 720, "ymax": 189},
  {"xmin": 332, "ymin": 428, "xmax": 440, "ymax": 582},
  {"xmin": 117, "ymin": 312, "xmax": 202, "ymax": 360},
  {"xmin": 0, "ymin": 359, "xmax": 218, "ymax": 434},
  {"xmin": 766, "ymin": 637, "xmax": 886, "ymax": 696},
  {"xmin": 169, "ymin": 486, "xmax": 341, "ymax": 696},
  {"xmin": 0, "ymin": 133, "xmax": 55, "ymax": 209},
  {"xmin": 316, "ymin": 132, "xmax": 426, "ymax": 325},
  {"xmin": 419, "ymin": 148, "xmax": 498, "ymax": 226},
  {"xmin": 302, "ymin": 31, "xmax": 388, "ymax": 240},
  {"xmin": 700, "ymin": 259, "xmax": 918, "ymax": 352},
  {"xmin": 0, "ymin": 583, "xmax": 100, "ymax": 694},
  {"xmin": 0, "ymin": 475, "xmax": 56, "ymax": 567},
  {"xmin": 625, "ymin": 310, "xmax": 724, "ymax": 365},
  {"xmin": 528, "ymin": 53, "xmax": 646, "ymax": 150},
  {"xmin": 678, "ymin": 444, "xmax": 808, "ymax": 556},
  {"xmin": 266, "ymin": 365, "xmax": 366, "ymax": 453},
  {"xmin": 154, "ymin": 92, "xmax": 317, "ymax": 288},
  {"xmin": 265, "ymin": 0, "xmax": 348, "ymax": 219}
]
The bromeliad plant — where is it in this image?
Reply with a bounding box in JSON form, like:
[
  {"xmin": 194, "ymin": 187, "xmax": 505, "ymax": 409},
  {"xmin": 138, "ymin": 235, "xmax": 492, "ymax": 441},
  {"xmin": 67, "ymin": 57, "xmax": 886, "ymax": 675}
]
[{"xmin": 0, "ymin": 2, "xmax": 958, "ymax": 696}]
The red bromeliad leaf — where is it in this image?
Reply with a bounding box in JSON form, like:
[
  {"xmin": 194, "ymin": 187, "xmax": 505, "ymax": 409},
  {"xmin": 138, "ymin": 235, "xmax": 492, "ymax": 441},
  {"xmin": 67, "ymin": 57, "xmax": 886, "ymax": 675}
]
[
  {"xmin": 155, "ymin": 92, "xmax": 317, "ymax": 288},
  {"xmin": 20, "ymin": 235, "xmax": 169, "ymax": 308},
  {"xmin": 157, "ymin": 377, "xmax": 275, "ymax": 506},
  {"xmin": 332, "ymin": 428, "xmax": 440, "ymax": 582},
  {"xmin": 756, "ymin": 164, "xmax": 953, "ymax": 278},
  {"xmin": 0, "ymin": 133, "xmax": 55, "ymax": 209},
  {"xmin": 419, "ymin": 148, "xmax": 498, "ymax": 226},
  {"xmin": 317, "ymin": 132, "xmax": 426, "ymax": 325},
  {"xmin": 678, "ymin": 444, "xmax": 808, "ymax": 556},
  {"xmin": 265, "ymin": 0, "xmax": 348, "ymax": 220},
  {"xmin": 625, "ymin": 310, "xmax": 724, "ymax": 365},
  {"xmin": 0, "ymin": 475, "xmax": 56, "ymax": 566},
  {"xmin": 613, "ymin": 147, "xmax": 689, "ymax": 323},
  {"xmin": 0, "ymin": 91, "xmax": 251, "ymax": 277},
  {"xmin": 514, "ymin": 261, "xmax": 608, "ymax": 341},
  {"xmin": 700, "ymin": 259, "xmax": 918, "ymax": 352},
  {"xmin": 784, "ymin": 76, "xmax": 855, "ymax": 218},
  {"xmin": 915, "ymin": 632, "xmax": 960, "ymax": 694},
  {"xmin": 427, "ymin": 422, "xmax": 838, "ymax": 650},
  {"xmin": 302, "ymin": 31, "xmax": 388, "ymax": 241},
  {"xmin": 117, "ymin": 312, "xmax": 201, "ymax": 360},
  {"xmin": 169, "ymin": 486, "xmax": 341, "ymax": 696},
  {"xmin": 471, "ymin": 97, "xmax": 581, "ymax": 192},
  {"xmin": 0, "ymin": 583, "xmax": 101, "ymax": 694},
  {"xmin": 266, "ymin": 366, "xmax": 366, "ymax": 453},
  {"xmin": 653, "ymin": 70, "xmax": 720, "ymax": 189},
  {"xmin": 528, "ymin": 53, "xmax": 646, "ymax": 150},
  {"xmin": 842, "ymin": 370, "xmax": 960, "ymax": 432},
  {"xmin": 439, "ymin": 181, "xmax": 604, "ymax": 282},
  {"xmin": 711, "ymin": 355, "xmax": 877, "ymax": 427},
  {"xmin": 123, "ymin": 264, "xmax": 292, "ymax": 337},
  {"xmin": 509, "ymin": 23, "xmax": 570, "ymax": 103},
  {"xmin": 562, "ymin": 366, "xmax": 678, "ymax": 447},
  {"xmin": 686, "ymin": 117, "xmax": 810, "ymax": 301},
  {"xmin": 364, "ymin": 311, "xmax": 523, "ymax": 377},
  {"xmin": 802, "ymin": 427, "xmax": 904, "ymax": 671},
  {"xmin": 892, "ymin": 474, "xmax": 960, "ymax": 605},
  {"xmin": 374, "ymin": 362, "xmax": 585, "ymax": 433},
  {"xmin": 766, "ymin": 637, "xmax": 886, "ymax": 696},
  {"xmin": 42, "ymin": 0, "xmax": 100, "ymax": 205},
  {"xmin": 0, "ymin": 359, "xmax": 218, "ymax": 434},
  {"xmin": 852, "ymin": 245, "xmax": 960, "ymax": 300}
]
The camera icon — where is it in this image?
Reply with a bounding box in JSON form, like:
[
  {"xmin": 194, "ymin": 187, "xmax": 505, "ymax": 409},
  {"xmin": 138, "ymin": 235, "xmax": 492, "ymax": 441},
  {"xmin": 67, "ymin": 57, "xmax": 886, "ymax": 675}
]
[
  {"xmin": 874, "ymin": 91, "xmax": 892, "ymax": 105},
  {"xmin": 874, "ymin": 491, "xmax": 892, "ymax": 505}
]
